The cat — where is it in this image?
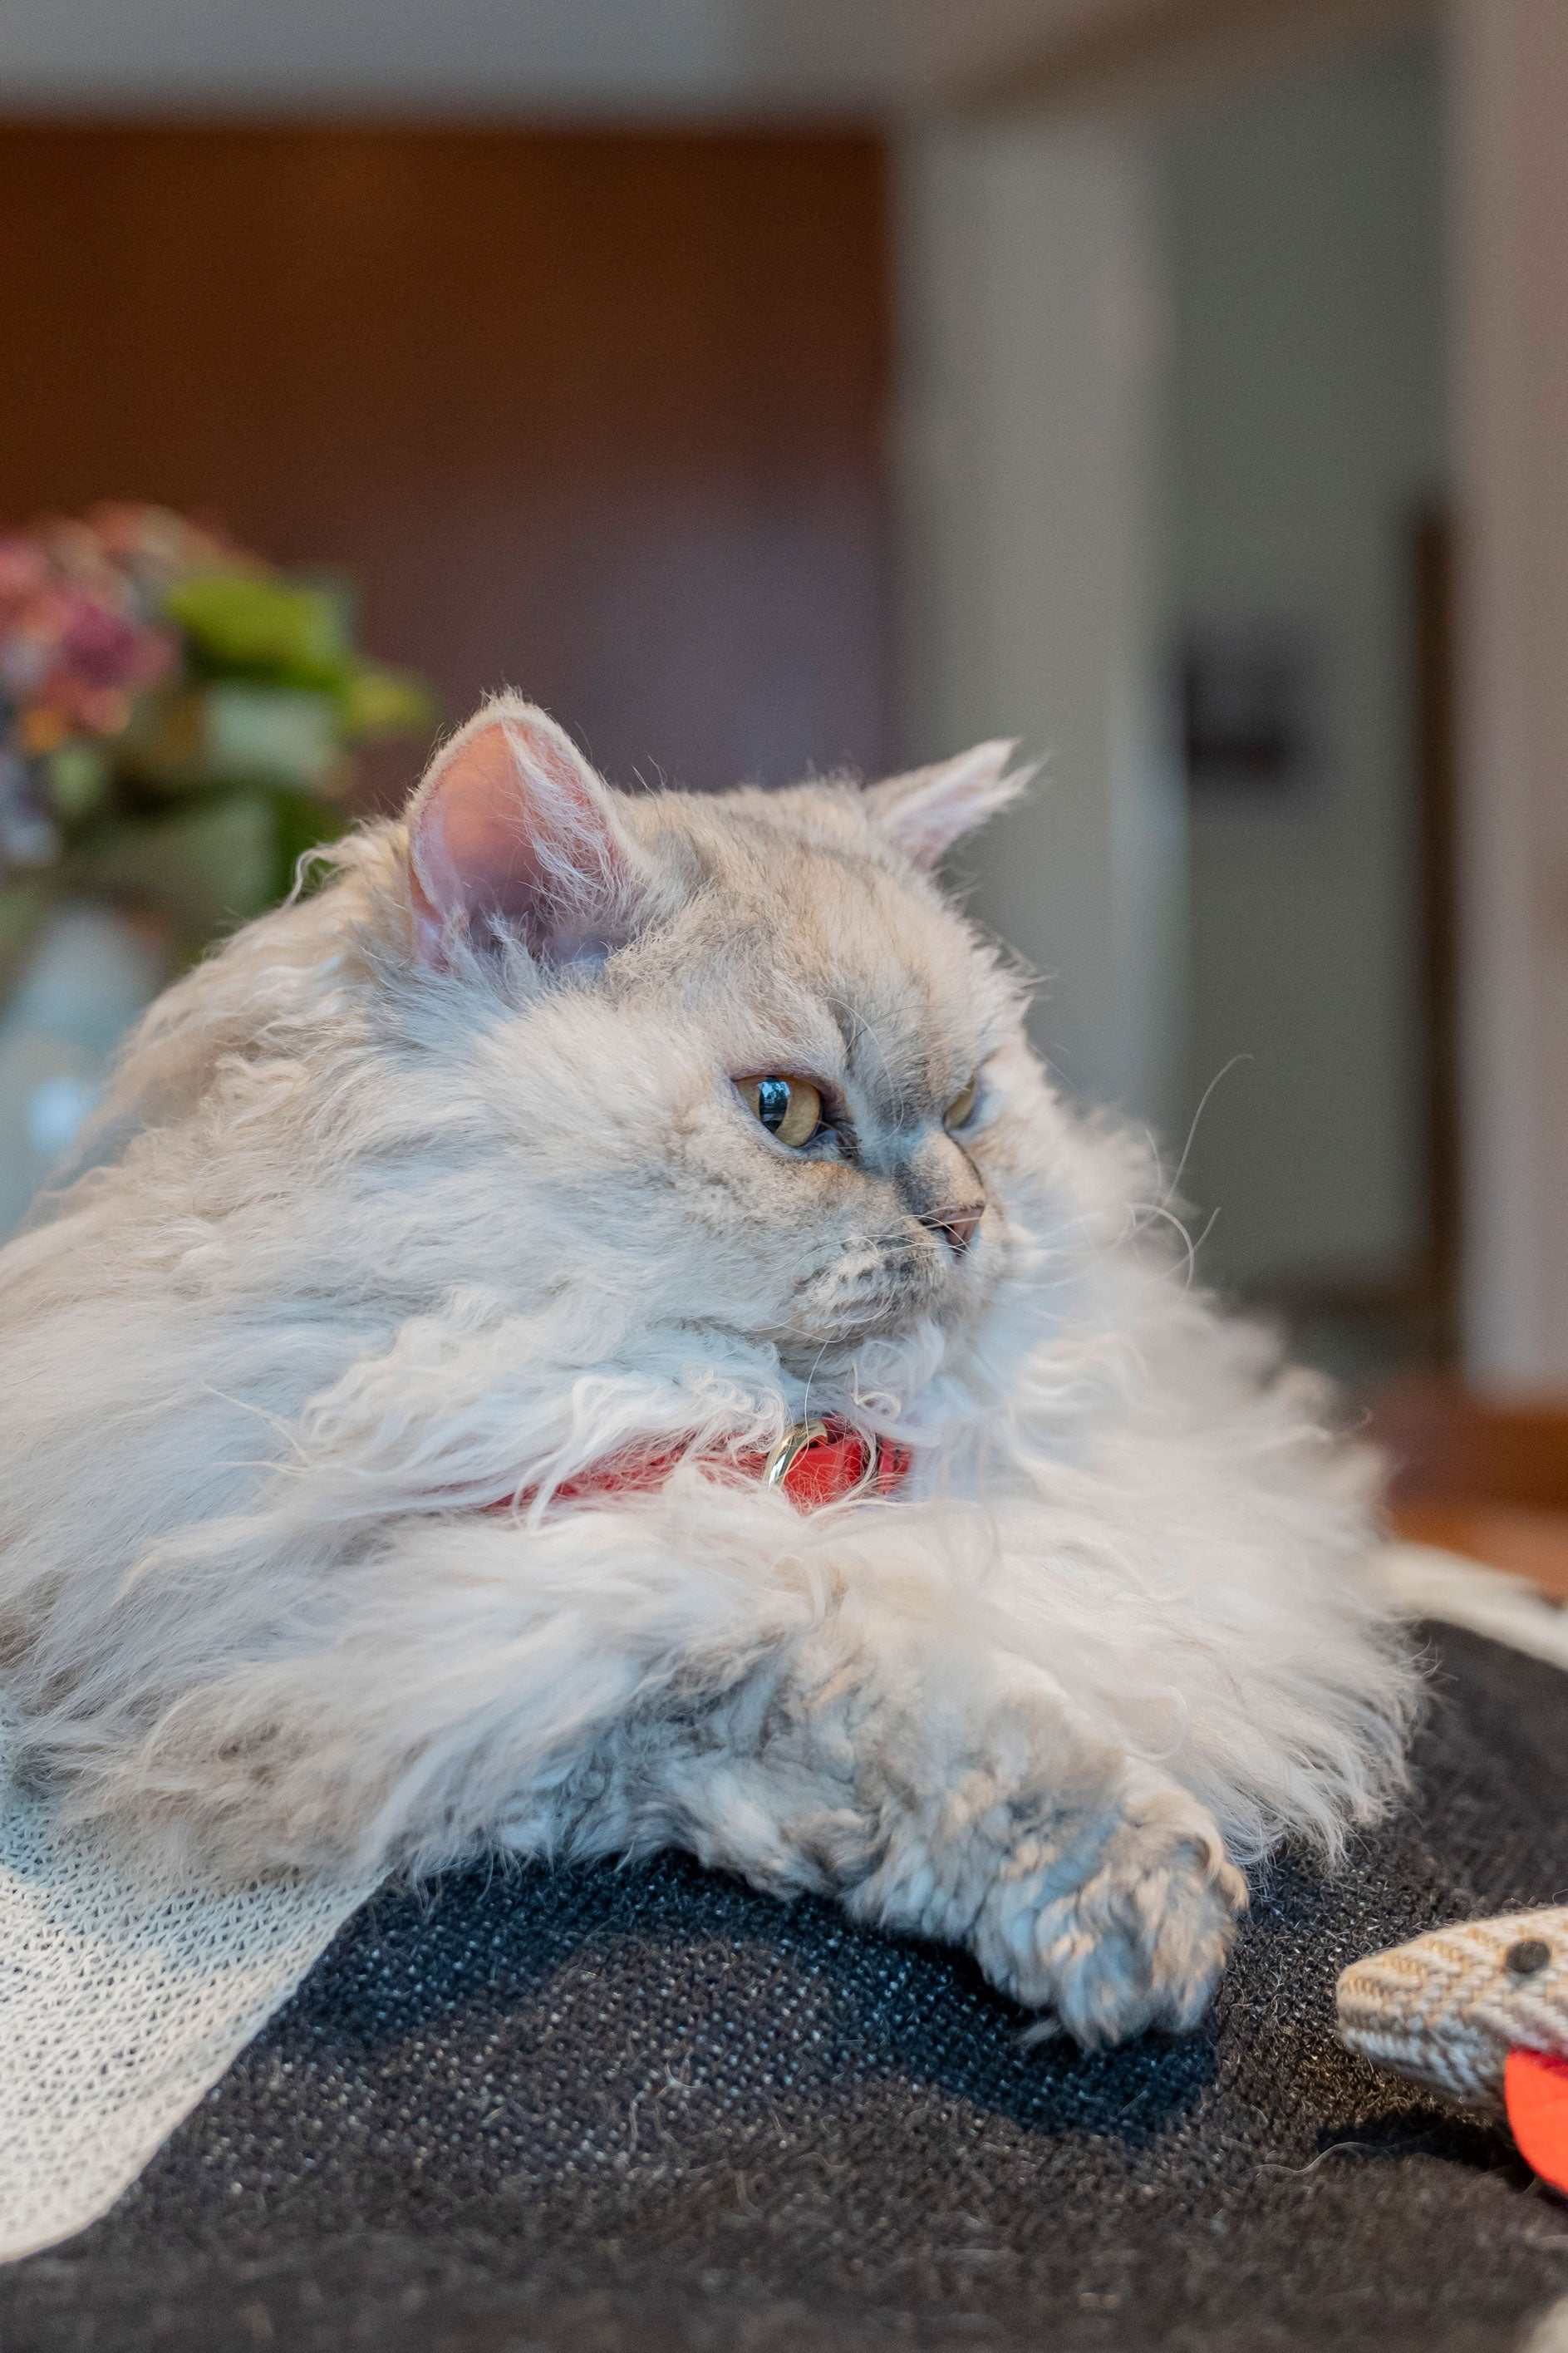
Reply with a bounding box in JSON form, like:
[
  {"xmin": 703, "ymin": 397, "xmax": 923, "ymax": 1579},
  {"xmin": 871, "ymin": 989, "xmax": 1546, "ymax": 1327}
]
[{"xmin": 0, "ymin": 697, "xmax": 1415, "ymax": 2047}]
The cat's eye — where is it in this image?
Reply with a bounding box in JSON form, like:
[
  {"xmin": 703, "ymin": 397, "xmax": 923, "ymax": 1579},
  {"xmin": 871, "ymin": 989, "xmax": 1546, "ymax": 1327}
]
[
  {"xmin": 944, "ymin": 1079, "xmax": 978, "ymax": 1131},
  {"xmin": 737, "ymin": 1076, "xmax": 824, "ymax": 1149}
]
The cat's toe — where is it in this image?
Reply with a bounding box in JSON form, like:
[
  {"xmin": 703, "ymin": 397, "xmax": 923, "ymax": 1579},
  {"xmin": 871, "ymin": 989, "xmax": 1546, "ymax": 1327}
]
[{"xmin": 977, "ymin": 1775, "xmax": 1246, "ymax": 2048}]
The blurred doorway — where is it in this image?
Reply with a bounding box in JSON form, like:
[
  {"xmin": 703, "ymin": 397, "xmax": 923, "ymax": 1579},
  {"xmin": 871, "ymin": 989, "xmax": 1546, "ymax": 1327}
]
[{"xmin": 1159, "ymin": 33, "xmax": 1449, "ymax": 1385}]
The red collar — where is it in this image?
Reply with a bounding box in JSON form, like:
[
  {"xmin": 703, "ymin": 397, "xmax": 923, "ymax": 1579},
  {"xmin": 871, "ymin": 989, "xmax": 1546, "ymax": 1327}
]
[{"xmin": 490, "ymin": 1416, "xmax": 913, "ymax": 1517}]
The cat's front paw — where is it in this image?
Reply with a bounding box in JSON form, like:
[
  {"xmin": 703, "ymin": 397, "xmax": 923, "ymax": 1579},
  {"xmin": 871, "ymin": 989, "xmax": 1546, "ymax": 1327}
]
[{"xmin": 972, "ymin": 1770, "xmax": 1247, "ymax": 2047}]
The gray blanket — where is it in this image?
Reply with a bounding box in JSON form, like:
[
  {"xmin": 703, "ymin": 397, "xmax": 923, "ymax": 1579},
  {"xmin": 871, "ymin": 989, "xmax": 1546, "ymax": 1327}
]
[{"xmin": 4, "ymin": 1622, "xmax": 1566, "ymax": 2353}]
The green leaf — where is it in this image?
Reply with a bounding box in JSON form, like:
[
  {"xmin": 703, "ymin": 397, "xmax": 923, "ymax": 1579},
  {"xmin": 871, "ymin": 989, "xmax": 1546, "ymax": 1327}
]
[
  {"xmin": 0, "ymin": 879, "xmax": 52, "ymax": 999},
  {"xmin": 44, "ymin": 742, "xmax": 112, "ymax": 825},
  {"xmin": 116, "ymin": 684, "xmax": 342, "ymax": 794},
  {"xmin": 269, "ymin": 789, "xmax": 349, "ymax": 903},
  {"xmin": 164, "ymin": 572, "xmax": 352, "ymax": 691},
  {"xmin": 63, "ymin": 798, "xmax": 283, "ymax": 946},
  {"xmin": 200, "ymin": 686, "xmax": 341, "ymax": 789},
  {"xmin": 338, "ymin": 662, "xmax": 438, "ymax": 744}
]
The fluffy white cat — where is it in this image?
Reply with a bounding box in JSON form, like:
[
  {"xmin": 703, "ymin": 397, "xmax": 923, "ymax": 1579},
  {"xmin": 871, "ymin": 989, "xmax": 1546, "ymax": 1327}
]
[{"xmin": 0, "ymin": 697, "xmax": 1414, "ymax": 2045}]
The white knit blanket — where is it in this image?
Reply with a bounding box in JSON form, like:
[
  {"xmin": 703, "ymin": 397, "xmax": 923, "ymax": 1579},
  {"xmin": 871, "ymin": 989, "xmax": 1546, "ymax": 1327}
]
[
  {"xmin": 0, "ymin": 1543, "xmax": 1561, "ymax": 2265},
  {"xmin": 0, "ymin": 1763, "xmax": 372, "ymax": 2262}
]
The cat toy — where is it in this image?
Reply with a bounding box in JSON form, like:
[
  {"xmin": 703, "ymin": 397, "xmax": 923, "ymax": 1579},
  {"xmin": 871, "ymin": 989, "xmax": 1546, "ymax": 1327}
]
[{"xmin": 1337, "ymin": 1906, "xmax": 1568, "ymax": 2192}]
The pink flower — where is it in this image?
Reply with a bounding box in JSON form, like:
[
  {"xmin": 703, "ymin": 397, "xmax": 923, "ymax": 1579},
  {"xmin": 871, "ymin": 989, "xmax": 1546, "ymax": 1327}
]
[
  {"xmin": 58, "ymin": 592, "xmax": 174, "ymax": 693},
  {"xmin": 0, "ymin": 539, "xmax": 51, "ymax": 603},
  {"xmin": 0, "ymin": 504, "xmax": 260, "ymax": 755}
]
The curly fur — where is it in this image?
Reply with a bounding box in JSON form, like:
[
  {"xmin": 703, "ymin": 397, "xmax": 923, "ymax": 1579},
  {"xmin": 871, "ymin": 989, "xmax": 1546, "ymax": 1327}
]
[{"xmin": 0, "ymin": 697, "xmax": 1416, "ymax": 2045}]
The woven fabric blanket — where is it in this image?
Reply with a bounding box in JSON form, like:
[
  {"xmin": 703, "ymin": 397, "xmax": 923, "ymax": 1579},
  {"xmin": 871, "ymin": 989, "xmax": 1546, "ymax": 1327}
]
[{"xmin": 1, "ymin": 1607, "xmax": 1566, "ymax": 2353}]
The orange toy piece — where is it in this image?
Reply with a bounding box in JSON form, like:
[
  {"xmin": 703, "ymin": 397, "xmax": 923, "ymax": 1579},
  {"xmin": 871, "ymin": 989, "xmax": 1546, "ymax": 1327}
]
[{"xmin": 1505, "ymin": 2050, "xmax": 1568, "ymax": 2195}]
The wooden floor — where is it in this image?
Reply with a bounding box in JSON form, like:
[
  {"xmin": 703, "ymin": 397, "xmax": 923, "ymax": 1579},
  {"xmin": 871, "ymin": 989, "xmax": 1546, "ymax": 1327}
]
[
  {"xmin": 1372, "ymin": 1373, "xmax": 1568, "ymax": 1602},
  {"xmin": 1388, "ymin": 1500, "xmax": 1568, "ymax": 1602}
]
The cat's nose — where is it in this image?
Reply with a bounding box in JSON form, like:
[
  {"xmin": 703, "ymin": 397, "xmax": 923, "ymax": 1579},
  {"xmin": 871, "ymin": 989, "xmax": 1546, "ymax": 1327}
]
[{"xmin": 922, "ymin": 1199, "xmax": 984, "ymax": 1255}]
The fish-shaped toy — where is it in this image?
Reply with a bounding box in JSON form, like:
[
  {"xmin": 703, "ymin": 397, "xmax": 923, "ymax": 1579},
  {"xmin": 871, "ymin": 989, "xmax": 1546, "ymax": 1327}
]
[{"xmin": 1337, "ymin": 1907, "xmax": 1568, "ymax": 2191}]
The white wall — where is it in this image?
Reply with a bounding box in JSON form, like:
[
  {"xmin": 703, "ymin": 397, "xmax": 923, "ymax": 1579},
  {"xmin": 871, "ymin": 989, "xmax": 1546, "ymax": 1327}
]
[
  {"xmin": 1448, "ymin": 0, "xmax": 1568, "ymax": 1388},
  {"xmin": 0, "ymin": 0, "xmax": 1281, "ymax": 117},
  {"xmin": 897, "ymin": 121, "xmax": 1182, "ymax": 1125},
  {"xmin": 0, "ymin": 0, "xmax": 913, "ymax": 114},
  {"xmin": 1160, "ymin": 37, "xmax": 1447, "ymax": 1292}
]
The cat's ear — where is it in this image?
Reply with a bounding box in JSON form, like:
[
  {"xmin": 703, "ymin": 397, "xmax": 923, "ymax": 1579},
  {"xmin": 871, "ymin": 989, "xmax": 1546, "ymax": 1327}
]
[
  {"xmin": 863, "ymin": 740, "xmax": 1034, "ymax": 869},
  {"xmin": 406, "ymin": 697, "xmax": 643, "ymax": 968}
]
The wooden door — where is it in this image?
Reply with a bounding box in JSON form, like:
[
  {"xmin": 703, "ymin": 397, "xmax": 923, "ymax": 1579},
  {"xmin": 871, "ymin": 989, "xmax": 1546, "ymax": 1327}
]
[{"xmin": 0, "ymin": 124, "xmax": 891, "ymax": 799}]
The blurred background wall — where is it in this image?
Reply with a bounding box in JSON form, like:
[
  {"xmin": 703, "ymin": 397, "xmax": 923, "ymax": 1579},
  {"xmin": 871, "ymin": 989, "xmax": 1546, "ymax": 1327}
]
[
  {"xmin": 0, "ymin": 124, "xmax": 892, "ymax": 793},
  {"xmin": 1163, "ymin": 35, "xmax": 1448, "ymax": 1335},
  {"xmin": 2, "ymin": 0, "xmax": 1566, "ymax": 1439}
]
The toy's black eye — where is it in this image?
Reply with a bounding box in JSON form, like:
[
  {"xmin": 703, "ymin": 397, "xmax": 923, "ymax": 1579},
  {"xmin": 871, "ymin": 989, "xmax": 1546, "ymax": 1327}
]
[
  {"xmin": 736, "ymin": 1076, "xmax": 823, "ymax": 1150},
  {"xmin": 1506, "ymin": 1937, "xmax": 1552, "ymax": 1977}
]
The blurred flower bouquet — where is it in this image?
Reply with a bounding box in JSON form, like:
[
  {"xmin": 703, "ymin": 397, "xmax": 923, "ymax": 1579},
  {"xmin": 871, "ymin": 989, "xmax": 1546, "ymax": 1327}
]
[
  {"xmin": 0, "ymin": 502, "xmax": 433, "ymax": 943},
  {"xmin": 0, "ymin": 504, "xmax": 435, "ymax": 1228}
]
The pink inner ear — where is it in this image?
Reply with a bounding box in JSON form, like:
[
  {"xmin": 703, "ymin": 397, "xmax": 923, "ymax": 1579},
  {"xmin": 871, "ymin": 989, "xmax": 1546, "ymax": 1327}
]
[
  {"xmin": 866, "ymin": 740, "xmax": 1029, "ymax": 869},
  {"xmin": 408, "ymin": 708, "xmax": 628, "ymax": 967}
]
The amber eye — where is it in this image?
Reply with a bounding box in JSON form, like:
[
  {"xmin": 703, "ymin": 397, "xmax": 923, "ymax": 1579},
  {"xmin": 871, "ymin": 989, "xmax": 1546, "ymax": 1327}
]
[
  {"xmin": 944, "ymin": 1079, "xmax": 978, "ymax": 1131},
  {"xmin": 738, "ymin": 1076, "xmax": 824, "ymax": 1149}
]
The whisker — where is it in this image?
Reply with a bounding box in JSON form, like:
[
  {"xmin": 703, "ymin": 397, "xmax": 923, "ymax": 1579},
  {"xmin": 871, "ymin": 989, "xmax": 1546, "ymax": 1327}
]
[{"xmin": 1153, "ymin": 1055, "xmax": 1250, "ymax": 1214}]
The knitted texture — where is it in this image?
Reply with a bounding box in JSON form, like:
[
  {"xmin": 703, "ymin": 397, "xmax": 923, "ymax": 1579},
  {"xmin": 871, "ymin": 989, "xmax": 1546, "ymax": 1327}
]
[
  {"xmin": 0, "ymin": 1740, "xmax": 370, "ymax": 2262},
  {"xmin": 1339, "ymin": 1907, "xmax": 1568, "ymax": 2110},
  {"xmin": 1, "ymin": 1619, "xmax": 1566, "ymax": 2353}
]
